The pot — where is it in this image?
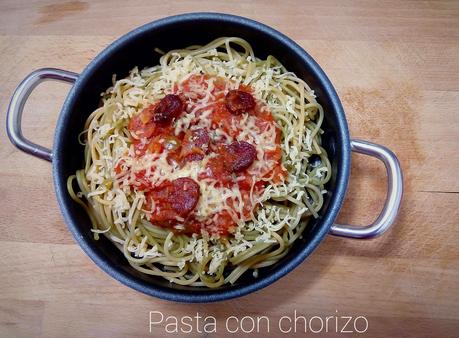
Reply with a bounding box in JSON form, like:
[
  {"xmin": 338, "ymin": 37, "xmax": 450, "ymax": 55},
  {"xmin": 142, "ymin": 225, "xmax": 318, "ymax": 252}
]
[{"xmin": 6, "ymin": 13, "xmax": 403, "ymax": 303}]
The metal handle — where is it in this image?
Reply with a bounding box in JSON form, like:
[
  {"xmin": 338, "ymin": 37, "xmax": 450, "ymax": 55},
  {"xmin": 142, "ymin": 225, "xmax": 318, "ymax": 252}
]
[
  {"xmin": 330, "ymin": 139, "xmax": 403, "ymax": 239},
  {"xmin": 6, "ymin": 68, "xmax": 78, "ymax": 162}
]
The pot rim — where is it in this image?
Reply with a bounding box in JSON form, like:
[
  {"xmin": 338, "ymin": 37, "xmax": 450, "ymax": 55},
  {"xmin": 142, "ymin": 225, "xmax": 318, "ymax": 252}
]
[{"xmin": 52, "ymin": 12, "xmax": 351, "ymax": 303}]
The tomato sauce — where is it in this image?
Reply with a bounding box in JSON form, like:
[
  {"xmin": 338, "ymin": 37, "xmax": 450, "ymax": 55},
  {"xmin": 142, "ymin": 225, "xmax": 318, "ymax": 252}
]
[{"xmin": 124, "ymin": 74, "xmax": 286, "ymax": 236}]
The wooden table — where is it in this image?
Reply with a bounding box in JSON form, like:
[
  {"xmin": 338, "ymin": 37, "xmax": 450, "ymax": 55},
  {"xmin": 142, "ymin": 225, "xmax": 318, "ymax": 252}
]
[{"xmin": 1, "ymin": 1, "xmax": 458, "ymax": 337}]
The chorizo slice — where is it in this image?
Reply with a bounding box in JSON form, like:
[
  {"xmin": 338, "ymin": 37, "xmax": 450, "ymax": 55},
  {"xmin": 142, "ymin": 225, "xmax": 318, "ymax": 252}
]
[
  {"xmin": 226, "ymin": 141, "xmax": 257, "ymax": 172},
  {"xmin": 152, "ymin": 94, "xmax": 185, "ymax": 124},
  {"xmin": 148, "ymin": 178, "xmax": 200, "ymax": 222},
  {"xmin": 170, "ymin": 178, "xmax": 200, "ymax": 216},
  {"xmin": 225, "ymin": 90, "xmax": 256, "ymax": 115}
]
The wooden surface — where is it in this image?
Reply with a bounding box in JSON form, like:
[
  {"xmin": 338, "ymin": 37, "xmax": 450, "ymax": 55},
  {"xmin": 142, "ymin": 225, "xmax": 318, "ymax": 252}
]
[{"xmin": 1, "ymin": 1, "xmax": 458, "ymax": 337}]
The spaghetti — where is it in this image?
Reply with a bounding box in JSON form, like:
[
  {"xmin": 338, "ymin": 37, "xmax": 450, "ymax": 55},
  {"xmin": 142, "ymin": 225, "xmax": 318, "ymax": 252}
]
[{"xmin": 68, "ymin": 37, "xmax": 331, "ymax": 287}]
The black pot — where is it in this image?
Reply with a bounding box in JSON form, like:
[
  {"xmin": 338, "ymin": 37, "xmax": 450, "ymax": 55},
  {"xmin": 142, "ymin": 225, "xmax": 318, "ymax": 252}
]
[{"xmin": 6, "ymin": 13, "xmax": 403, "ymax": 303}]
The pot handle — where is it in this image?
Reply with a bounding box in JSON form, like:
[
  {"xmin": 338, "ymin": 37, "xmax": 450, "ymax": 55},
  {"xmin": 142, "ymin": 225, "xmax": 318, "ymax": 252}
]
[
  {"xmin": 6, "ymin": 68, "xmax": 79, "ymax": 162},
  {"xmin": 330, "ymin": 139, "xmax": 403, "ymax": 239}
]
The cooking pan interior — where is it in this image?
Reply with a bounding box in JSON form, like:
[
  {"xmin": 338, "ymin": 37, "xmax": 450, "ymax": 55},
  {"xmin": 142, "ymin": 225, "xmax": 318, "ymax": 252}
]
[{"xmin": 53, "ymin": 13, "xmax": 349, "ymax": 300}]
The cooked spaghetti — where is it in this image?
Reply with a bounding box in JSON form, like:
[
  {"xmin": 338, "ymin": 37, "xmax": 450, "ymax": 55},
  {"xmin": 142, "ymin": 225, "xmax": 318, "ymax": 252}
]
[{"xmin": 67, "ymin": 37, "xmax": 331, "ymax": 287}]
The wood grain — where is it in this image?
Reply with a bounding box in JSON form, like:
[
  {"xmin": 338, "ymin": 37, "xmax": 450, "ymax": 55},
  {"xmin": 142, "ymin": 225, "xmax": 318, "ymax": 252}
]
[{"xmin": 0, "ymin": 1, "xmax": 458, "ymax": 337}]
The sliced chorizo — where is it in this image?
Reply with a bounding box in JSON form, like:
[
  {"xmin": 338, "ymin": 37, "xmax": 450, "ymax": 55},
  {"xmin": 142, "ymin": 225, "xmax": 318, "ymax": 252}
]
[
  {"xmin": 226, "ymin": 141, "xmax": 257, "ymax": 172},
  {"xmin": 148, "ymin": 178, "xmax": 200, "ymax": 222},
  {"xmin": 225, "ymin": 90, "xmax": 256, "ymax": 115},
  {"xmin": 170, "ymin": 178, "xmax": 200, "ymax": 216},
  {"xmin": 152, "ymin": 94, "xmax": 185, "ymax": 124}
]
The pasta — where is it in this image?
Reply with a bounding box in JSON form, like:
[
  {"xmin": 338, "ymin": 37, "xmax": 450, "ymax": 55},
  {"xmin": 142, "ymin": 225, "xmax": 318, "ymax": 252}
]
[{"xmin": 67, "ymin": 37, "xmax": 331, "ymax": 287}]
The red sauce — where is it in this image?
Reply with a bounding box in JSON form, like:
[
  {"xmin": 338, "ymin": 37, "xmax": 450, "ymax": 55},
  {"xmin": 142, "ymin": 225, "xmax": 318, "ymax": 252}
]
[{"xmin": 124, "ymin": 74, "xmax": 286, "ymax": 236}]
